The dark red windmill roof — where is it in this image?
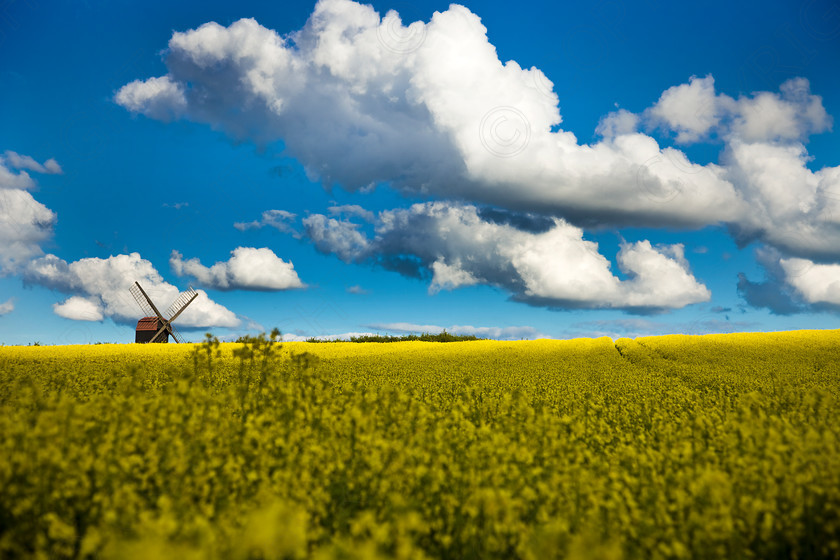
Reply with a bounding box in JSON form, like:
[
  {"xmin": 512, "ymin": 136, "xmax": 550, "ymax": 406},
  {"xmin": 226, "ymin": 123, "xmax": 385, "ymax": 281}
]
[{"xmin": 136, "ymin": 317, "xmax": 162, "ymax": 331}]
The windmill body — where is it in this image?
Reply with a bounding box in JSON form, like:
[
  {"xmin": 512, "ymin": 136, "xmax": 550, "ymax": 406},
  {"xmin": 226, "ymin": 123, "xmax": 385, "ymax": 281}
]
[
  {"xmin": 129, "ymin": 281, "xmax": 198, "ymax": 343},
  {"xmin": 135, "ymin": 317, "xmax": 167, "ymax": 343}
]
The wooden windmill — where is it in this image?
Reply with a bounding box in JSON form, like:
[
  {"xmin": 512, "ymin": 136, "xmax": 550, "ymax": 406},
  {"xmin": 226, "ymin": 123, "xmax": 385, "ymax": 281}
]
[{"xmin": 129, "ymin": 281, "xmax": 198, "ymax": 343}]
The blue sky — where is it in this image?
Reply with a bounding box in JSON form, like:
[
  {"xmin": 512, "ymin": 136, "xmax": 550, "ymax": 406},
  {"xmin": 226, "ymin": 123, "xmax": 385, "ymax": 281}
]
[{"xmin": 1, "ymin": 0, "xmax": 839, "ymax": 344}]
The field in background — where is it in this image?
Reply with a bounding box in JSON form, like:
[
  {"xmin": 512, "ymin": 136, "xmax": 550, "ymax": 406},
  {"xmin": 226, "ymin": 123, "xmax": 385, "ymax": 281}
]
[{"xmin": 1, "ymin": 331, "xmax": 839, "ymax": 559}]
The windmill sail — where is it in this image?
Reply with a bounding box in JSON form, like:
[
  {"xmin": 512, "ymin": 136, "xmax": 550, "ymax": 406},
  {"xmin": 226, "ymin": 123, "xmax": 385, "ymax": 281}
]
[
  {"xmin": 164, "ymin": 287, "xmax": 197, "ymax": 344},
  {"xmin": 129, "ymin": 281, "xmax": 199, "ymax": 344},
  {"xmin": 166, "ymin": 287, "xmax": 198, "ymax": 320},
  {"xmin": 129, "ymin": 282, "xmax": 157, "ymax": 318},
  {"xmin": 167, "ymin": 323, "xmax": 186, "ymax": 344}
]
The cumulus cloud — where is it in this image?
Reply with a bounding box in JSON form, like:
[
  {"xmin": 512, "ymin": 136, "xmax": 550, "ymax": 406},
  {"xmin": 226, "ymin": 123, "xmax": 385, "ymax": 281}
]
[
  {"xmin": 115, "ymin": 1, "xmax": 840, "ymax": 255},
  {"xmin": 53, "ymin": 296, "xmax": 104, "ymax": 322},
  {"xmin": 599, "ymin": 74, "xmax": 840, "ymax": 267},
  {"xmin": 234, "ymin": 209, "xmax": 297, "ymax": 233},
  {"xmin": 328, "ymin": 204, "xmax": 375, "ymax": 222},
  {"xmin": 302, "ymin": 214, "xmax": 370, "ymax": 263},
  {"xmin": 170, "ymin": 247, "xmax": 305, "ymax": 291},
  {"xmin": 781, "ymin": 258, "xmax": 840, "ymax": 307},
  {"xmin": 2, "ymin": 151, "xmax": 62, "ymax": 175},
  {"xmin": 645, "ymin": 75, "xmax": 722, "ymax": 143},
  {"xmin": 723, "ymin": 141, "xmax": 840, "ymax": 260},
  {"xmin": 24, "ymin": 252, "xmax": 239, "ymax": 327},
  {"xmin": 644, "ymin": 75, "xmax": 832, "ymax": 145},
  {"xmin": 595, "ymin": 108, "xmax": 640, "ymax": 139},
  {"xmin": 730, "ymin": 78, "xmax": 831, "ymax": 143},
  {"xmin": 114, "ymin": 76, "xmax": 187, "ymax": 121},
  {"xmin": 737, "ymin": 273, "xmax": 803, "ymax": 315},
  {"xmin": 734, "ymin": 248, "xmax": 840, "ymax": 314},
  {"xmin": 114, "ymin": 1, "xmax": 747, "ymax": 230},
  {"xmin": 113, "ymin": 1, "xmax": 840, "ymax": 312},
  {"xmin": 639, "ymin": 75, "xmax": 840, "ymax": 261},
  {"xmin": 303, "ymin": 201, "xmax": 710, "ymax": 312},
  {"xmin": 0, "ymin": 189, "xmax": 56, "ymax": 274},
  {"xmin": 0, "ymin": 164, "xmax": 35, "ymax": 191},
  {"xmin": 0, "ymin": 152, "xmax": 59, "ymax": 275},
  {"xmin": 346, "ymin": 284, "xmax": 369, "ymax": 294},
  {"xmin": 0, "ymin": 298, "xmax": 14, "ymax": 316},
  {"xmin": 429, "ymin": 259, "xmax": 479, "ymax": 294}
]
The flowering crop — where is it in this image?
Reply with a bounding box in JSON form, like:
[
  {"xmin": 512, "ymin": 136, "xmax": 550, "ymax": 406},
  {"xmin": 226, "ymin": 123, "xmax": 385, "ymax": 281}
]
[{"xmin": 1, "ymin": 330, "xmax": 839, "ymax": 559}]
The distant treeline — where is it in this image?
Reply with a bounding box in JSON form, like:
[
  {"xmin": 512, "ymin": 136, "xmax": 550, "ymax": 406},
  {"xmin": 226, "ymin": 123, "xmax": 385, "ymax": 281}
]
[{"xmin": 305, "ymin": 330, "xmax": 483, "ymax": 343}]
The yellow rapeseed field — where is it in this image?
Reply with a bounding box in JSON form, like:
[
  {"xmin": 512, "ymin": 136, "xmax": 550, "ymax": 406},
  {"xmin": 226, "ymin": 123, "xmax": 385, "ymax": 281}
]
[{"xmin": 1, "ymin": 330, "xmax": 839, "ymax": 559}]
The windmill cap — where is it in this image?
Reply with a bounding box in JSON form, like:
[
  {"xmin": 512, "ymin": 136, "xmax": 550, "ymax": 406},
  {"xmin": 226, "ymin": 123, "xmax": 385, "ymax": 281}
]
[{"xmin": 136, "ymin": 317, "xmax": 163, "ymax": 331}]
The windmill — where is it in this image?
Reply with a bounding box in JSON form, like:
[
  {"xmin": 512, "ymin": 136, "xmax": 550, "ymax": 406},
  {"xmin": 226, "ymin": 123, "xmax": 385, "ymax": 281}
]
[{"xmin": 129, "ymin": 281, "xmax": 198, "ymax": 343}]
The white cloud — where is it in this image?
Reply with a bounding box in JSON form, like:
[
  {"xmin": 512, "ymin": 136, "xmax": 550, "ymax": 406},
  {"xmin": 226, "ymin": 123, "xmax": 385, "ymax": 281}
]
[
  {"xmin": 449, "ymin": 325, "xmax": 549, "ymax": 340},
  {"xmin": 0, "ymin": 298, "xmax": 14, "ymax": 316},
  {"xmin": 645, "ymin": 75, "xmax": 831, "ymax": 145},
  {"xmin": 114, "ymin": 76, "xmax": 187, "ymax": 121},
  {"xmin": 367, "ymin": 322, "xmax": 443, "ymax": 334},
  {"xmin": 234, "ymin": 209, "xmax": 297, "ymax": 233},
  {"xmin": 367, "ymin": 321, "xmax": 549, "ymax": 340},
  {"xmin": 429, "ymin": 259, "xmax": 479, "ymax": 294},
  {"xmin": 0, "ymin": 153, "xmax": 59, "ymax": 275},
  {"xmin": 328, "ymin": 204, "xmax": 375, "ymax": 222},
  {"xmin": 722, "ymin": 141, "xmax": 840, "ymax": 260},
  {"xmin": 570, "ymin": 318, "xmax": 677, "ymax": 339},
  {"xmin": 736, "ymin": 247, "xmax": 840, "ymax": 314},
  {"xmin": 0, "ymin": 189, "xmax": 56, "ymax": 274},
  {"xmin": 302, "ymin": 214, "xmax": 370, "ymax": 262},
  {"xmin": 781, "ymin": 258, "xmax": 840, "ymax": 306},
  {"xmin": 2, "ymin": 151, "xmax": 62, "ymax": 175},
  {"xmin": 596, "ymin": 108, "xmax": 640, "ymax": 139},
  {"xmin": 281, "ymin": 331, "xmax": 378, "ymax": 342},
  {"xmin": 645, "ymin": 75, "xmax": 722, "ymax": 143},
  {"xmin": 303, "ymin": 201, "xmax": 710, "ymax": 311},
  {"xmin": 737, "ymin": 248, "xmax": 806, "ymax": 315},
  {"xmin": 24, "ymin": 252, "xmax": 239, "ymax": 327},
  {"xmin": 170, "ymin": 246, "xmax": 305, "ymax": 291},
  {"xmin": 53, "ymin": 296, "xmax": 104, "ymax": 321},
  {"xmin": 113, "ymin": 2, "xmax": 744, "ymax": 230},
  {"xmin": 346, "ymin": 284, "xmax": 369, "ymax": 294},
  {"xmin": 0, "ymin": 164, "xmax": 35, "ymax": 191},
  {"xmin": 113, "ymin": 1, "xmax": 840, "ymax": 295},
  {"xmin": 163, "ymin": 201, "xmax": 189, "ymax": 210},
  {"xmin": 639, "ymin": 75, "xmax": 839, "ymax": 261},
  {"xmin": 731, "ymin": 78, "xmax": 831, "ymax": 143}
]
